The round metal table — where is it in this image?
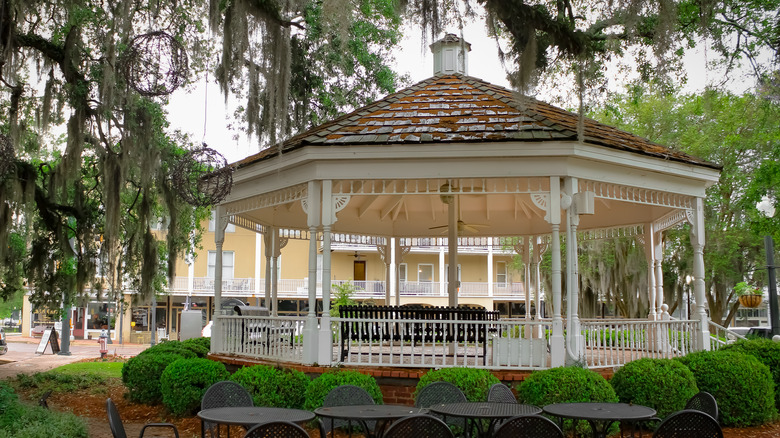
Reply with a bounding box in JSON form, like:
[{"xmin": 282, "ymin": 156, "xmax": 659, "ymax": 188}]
[
  {"xmin": 428, "ymin": 402, "xmax": 543, "ymax": 438},
  {"xmin": 198, "ymin": 406, "xmax": 315, "ymax": 437},
  {"xmin": 543, "ymin": 402, "xmax": 657, "ymax": 438},
  {"xmin": 314, "ymin": 404, "xmax": 427, "ymax": 438}
]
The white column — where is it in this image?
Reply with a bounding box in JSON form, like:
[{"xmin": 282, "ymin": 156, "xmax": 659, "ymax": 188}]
[
  {"xmin": 439, "ymin": 248, "xmax": 446, "ymax": 296},
  {"xmin": 564, "ymin": 177, "xmax": 583, "ymax": 363},
  {"xmin": 187, "ymin": 260, "xmax": 195, "ymax": 295},
  {"xmin": 644, "ymin": 225, "xmax": 657, "ymax": 319},
  {"xmin": 549, "ymin": 177, "xmax": 565, "ymax": 367},
  {"xmin": 303, "ymin": 181, "xmax": 322, "ymax": 364},
  {"xmin": 378, "ymin": 240, "xmax": 392, "ymax": 304},
  {"xmin": 263, "ymin": 228, "xmax": 273, "ymax": 310},
  {"xmin": 654, "ymin": 233, "xmax": 665, "ymax": 316},
  {"xmin": 390, "ymin": 238, "xmax": 396, "ymax": 305},
  {"xmin": 690, "ymin": 197, "xmax": 711, "ymax": 351},
  {"xmin": 318, "ymin": 180, "xmax": 334, "ymax": 365},
  {"xmin": 254, "ymin": 232, "xmax": 262, "ymax": 305},
  {"xmin": 447, "ymin": 196, "xmax": 459, "ymax": 307},
  {"xmin": 487, "ymin": 242, "xmax": 494, "ymax": 297},
  {"xmin": 211, "ymin": 205, "xmax": 228, "ymax": 353},
  {"xmin": 522, "ymin": 238, "xmax": 530, "ymax": 322}
]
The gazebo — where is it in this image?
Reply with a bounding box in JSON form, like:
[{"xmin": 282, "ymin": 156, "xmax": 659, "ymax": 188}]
[{"xmin": 209, "ymin": 34, "xmax": 721, "ymax": 369}]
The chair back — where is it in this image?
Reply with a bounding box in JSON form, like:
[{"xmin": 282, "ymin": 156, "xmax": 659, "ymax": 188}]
[
  {"xmin": 487, "ymin": 383, "xmax": 517, "ymax": 403},
  {"xmin": 494, "ymin": 415, "xmax": 564, "ymax": 438},
  {"xmin": 383, "ymin": 414, "xmax": 454, "ymax": 438},
  {"xmin": 414, "ymin": 381, "xmax": 468, "ymax": 431},
  {"xmin": 201, "ymin": 381, "xmax": 254, "ymax": 410},
  {"xmin": 322, "ymin": 384, "xmax": 376, "ymax": 432},
  {"xmin": 685, "ymin": 391, "xmax": 719, "ymax": 421},
  {"xmin": 106, "ymin": 398, "xmax": 128, "ymax": 438},
  {"xmin": 652, "ymin": 409, "xmax": 723, "ymax": 438},
  {"xmin": 243, "ymin": 421, "xmax": 309, "ymax": 438}
]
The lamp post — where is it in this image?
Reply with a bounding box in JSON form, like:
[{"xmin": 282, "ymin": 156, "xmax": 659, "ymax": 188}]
[{"xmin": 757, "ymin": 196, "xmax": 778, "ymax": 336}]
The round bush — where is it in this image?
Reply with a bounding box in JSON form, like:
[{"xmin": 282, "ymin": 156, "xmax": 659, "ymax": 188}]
[
  {"xmin": 721, "ymin": 338, "xmax": 780, "ymax": 410},
  {"xmin": 122, "ymin": 351, "xmax": 192, "ymax": 404},
  {"xmin": 517, "ymin": 366, "xmax": 618, "ymax": 436},
  {"xmin": 138, "ymin": 340, "xmax": 197, "ymax": 358},
  {"xmin": 677, "ymin": 350, "xmax": 776, "ymax": 426},
  {"xmin": 303, "ymin": 370, "xmax": 382, "ymax": 411},
  {"xmin": 610, "ymin": 358, "xmax": 698, "ymax": 419},
  {"xmin": 181, "ymin": 337, "xmax": 211, "ymax": 358},
  {"xmin": 230, "ymin": 365, "xmax": 309, "ymax": 409},
  {"xmin": 160, "ymin": 357, "xmax": 230, "ymax": 416},
  {"xmin": 415, "ymin": 367, "xmax": 500, "ymax": 402}
]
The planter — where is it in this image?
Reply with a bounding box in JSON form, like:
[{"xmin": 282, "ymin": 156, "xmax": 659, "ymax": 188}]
[{"xmin": 738, "ymin": 294, "xmax": 763, "ymax": 308}]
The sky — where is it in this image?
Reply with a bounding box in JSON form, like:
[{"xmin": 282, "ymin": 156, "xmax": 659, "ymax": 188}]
[{"xmin": 166, "ymin": 21, "xmax": 758, "ymax": 164}]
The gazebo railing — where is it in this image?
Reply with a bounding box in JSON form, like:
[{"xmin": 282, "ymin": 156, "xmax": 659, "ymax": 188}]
[
  {"xmin": 579, "ymin": 318, "xmax": 699, "ymax": 368},
  {"xmin": 708, "ymin": 320, "xmax": 746, "ymax": 350},
  {"xmin": 214, "ymin": 315, "xmax": 306, "ymax": 362}
]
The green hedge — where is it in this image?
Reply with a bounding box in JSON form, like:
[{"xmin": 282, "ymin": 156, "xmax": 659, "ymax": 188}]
[
  {"xmin": 181, "ymin": 337, "xmax": 211, "ymax": 358},
  {"xmin": 138, "ymin": 340, "xmax": 198, "ymax": 359},
  {"xmin": 721, "ymin": 338, "xmax": 780, "ymax": 410},
  {"xmin": 160, "ymin": 358, "xmax": 230, "ymax": 416},
  {"xmin": 610, "ymin": 358, "xmax": 698, "ymax": 419},
  {"xmin": 122, "ymin": 351, "xmax": 192, "ymax": 404},
  {"xmin": 230, "ymin": 365, "xmax": 309, "ymax": 409},
  {"xmin": 0, "ymin": 384, "xmax": 87, "ymax": 438},
  {"xmin": 303, "ymin": 370, "xmax": 383, "ymax": 411},
  {"xmin": 677, "ymin": 350, "xmax": 776, "ymax": 427},
  {"xmin": 415, "ymin": 367, "xmax": 500, "ymax": 402}
]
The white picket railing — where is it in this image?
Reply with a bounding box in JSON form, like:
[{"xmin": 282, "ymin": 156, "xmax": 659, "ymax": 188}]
[
  {"xmin": 213, "ymin": 315, "xmax": 306, "ymax": 363},
  {"xmin": 708, "ymin": 320, "xmax": 747, "ymax": 350},
  {"xmin": 579, "ymin": 318, "xmax": 699, "ymax": 368}
]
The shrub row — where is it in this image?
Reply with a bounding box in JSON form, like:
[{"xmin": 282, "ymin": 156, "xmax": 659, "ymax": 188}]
[{"xmin": 0, "ymin": 381, "xmax": 88, "ymax": 438}]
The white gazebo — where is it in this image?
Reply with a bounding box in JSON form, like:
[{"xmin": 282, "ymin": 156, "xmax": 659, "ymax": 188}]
[{"xmin": 209, "ymin": 34, "xmax": 721, "ymax": 368}]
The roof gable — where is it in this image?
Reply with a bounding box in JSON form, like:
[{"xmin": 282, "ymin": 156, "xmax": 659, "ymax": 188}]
[{"xmin": 235, "ymin": 74, "xmax": 719, "ymax": 170}]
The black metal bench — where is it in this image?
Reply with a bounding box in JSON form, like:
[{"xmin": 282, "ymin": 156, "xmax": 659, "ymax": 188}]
[{"xmin": 338, "ymin": 305, "xmax": 499, "ymax": 364}]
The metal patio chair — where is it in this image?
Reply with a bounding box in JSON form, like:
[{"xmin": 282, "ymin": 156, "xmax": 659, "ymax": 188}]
[
  {"xmin": 383, "ymin": 414, "xmax": 455, "ymax": 438},
  {"xmin": 242, "ymin": 421, "xmax": 309, "ymax": 438},
  {"xmin": 106, "ymin": 398, "xmax": 179, "ymax": 438},
  {"xmin": 494, "ymin": 415, "xmax": 564, "ymax": 438},
  {"xmin": 487, "ymin": 383, "xmax": 517, "ymax": 403},
  {"xmin": 201, "ymin": 381, "xmax": 254, "ymax": 438},
  {"xmin": 652, "ymin": 409, "xmax": 723, "ymax": 438},
  {"xmin": 685, "ymin": 391, "xmax": 719, "ymax": 421},
  {"xmin": 414, "ymin": 381, "xmax": 468, "ymax": 431},
  {"xmin": 322, "ymin": 384, "xmax": 376, "ymax": 437}
]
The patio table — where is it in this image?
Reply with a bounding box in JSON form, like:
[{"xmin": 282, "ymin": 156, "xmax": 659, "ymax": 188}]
[
  {"xmin": 428, "ymin": 401, "xmax": 542, "ymax": 438},
  {"xmin": 543, "ymin": 402, "xmax": 656, "ymax": 438},
  {"xmin": 197, "ymin": 406, "xmax": 314, "ymax": 438},
  {"xmin": 314, "ymin": 404, "xmax": 427, "ymax": 438}
]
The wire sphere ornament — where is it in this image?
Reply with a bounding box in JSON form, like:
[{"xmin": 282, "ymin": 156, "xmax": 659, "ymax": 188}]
[
  {"xmin": 0, "ymin": 133, "xmax": 15, "ymax": 180},
  {"xmin": 123, "ymin": 31, "xmax": 189, "ymax": 97},
  {"xmin": 172, "ymin": 146, "xmax": 234, "ymax": 207}
]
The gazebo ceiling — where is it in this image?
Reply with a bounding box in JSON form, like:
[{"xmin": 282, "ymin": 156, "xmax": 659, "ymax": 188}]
[{"xmin": 222, "ymin": 74, "xmax": 720, "ymax": 239}]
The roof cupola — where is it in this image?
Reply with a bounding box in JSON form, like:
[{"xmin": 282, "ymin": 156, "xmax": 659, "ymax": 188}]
[{"xmin": 429, "ymin": 33, "xmax": 471, "ymax": 75}]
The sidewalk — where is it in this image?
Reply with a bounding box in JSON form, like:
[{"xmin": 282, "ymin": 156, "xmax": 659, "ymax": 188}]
[{"xmin": 0, "ymin": 334, "xmax": 149, "ymax": 380}]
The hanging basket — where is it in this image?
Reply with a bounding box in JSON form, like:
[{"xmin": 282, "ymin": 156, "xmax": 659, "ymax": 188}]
[
  {"xmin": 123, "ymin": 31, "xmax": 189, "ymax": 97},
  {"xmin": 171, "ymin": 146, "xmax": 233, "ymax": 207},
  {"xmin": 738, "ymin": 294, "xmax": 763, "ymax": 308}
]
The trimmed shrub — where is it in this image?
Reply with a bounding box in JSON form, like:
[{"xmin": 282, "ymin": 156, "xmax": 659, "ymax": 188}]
[
  {"xmin": 230, "ymin": 365, "xmax": 309, "ymax": 409},
  {"xmin": 415, "ymin": 367, "xmax": 500, "ymax": 402},
  {"xmin": 610, "ymin": 358, "xmax": 698, "ymax": 419},
  {"xmin": 122, "ymin": 352, "xmax": 191, "ymax": 404},
  {"xmin": 181, "ymin": 337, "xmax": 211, "ymax": 358},
  {"xmin": 721, "ymin": 338, "xmax": 780, "ymax": 409},
  {"xmin": 303, "ymin": 370, "xmax": 382, "ymax": 411},
  {"xmin": 677, "ymin": 350, "xmax": 776, "ymax": 427},
  {"xmin": 138, "ymin": 340, "xmax": 197, "ymax": 359},
  {"xmin": 517, "ymin": 366, "xmax": 618, "ymax": 436},
  {"xmin": 0, "ymin": 399, "xmax": 88, "ymax": 438},
  {"xmin": 160, "ymin": 357, "xmax": 230, "ymax": 416}
]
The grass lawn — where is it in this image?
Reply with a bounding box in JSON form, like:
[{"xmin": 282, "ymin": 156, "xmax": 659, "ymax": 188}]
[{"xmin": 52, "ymin": 361, "xmax": 124, "ymax": 379}]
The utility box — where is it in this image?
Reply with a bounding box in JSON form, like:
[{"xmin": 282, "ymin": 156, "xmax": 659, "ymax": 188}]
[{"xmin": 180, "ymin": 310, "xmax": 203, "ymax": 341}]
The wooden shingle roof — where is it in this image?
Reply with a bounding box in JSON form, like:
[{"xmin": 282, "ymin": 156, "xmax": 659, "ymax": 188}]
[{"xmin": 234, "ymin": 74, "xmax": 719, "ymax": 170}]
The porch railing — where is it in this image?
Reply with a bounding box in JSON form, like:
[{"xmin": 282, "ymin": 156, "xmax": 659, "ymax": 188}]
[
  {"xmin": 708, "ymin": 320, "xmax": 746, "ymax": 350},
  {"xmin": 213, "ymin": 315, "xmax": 306, "ymax": 363},
  {"xmin": 579, "ymin": 318, "xmax": 699, "ymax": 368}
]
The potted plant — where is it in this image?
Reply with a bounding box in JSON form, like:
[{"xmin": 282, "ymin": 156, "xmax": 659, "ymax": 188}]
[{"xmin": 735, "ymin": 282, "xmax": 763, "ymax": 308}]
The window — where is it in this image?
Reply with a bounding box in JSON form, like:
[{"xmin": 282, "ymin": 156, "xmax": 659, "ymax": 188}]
[
  {"xmin": 207, "ymin": 251, "xmax": 235, "ymax": 279},
  {"xmin": 418, "ymin": 264, "xmax": 434, "ymax": 282},
  {"xmin": 496, "ymin": 261, "xmax": 507, "ymax": 286},
  {"xmin": 399, "ymin": 263, "xmax": 407, "ymax": 282},
  {"xmin": 208, "ymin": 211, "xmax": 235, "ymax": 232}
]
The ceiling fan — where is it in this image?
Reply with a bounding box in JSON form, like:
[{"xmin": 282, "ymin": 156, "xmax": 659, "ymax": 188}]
[{"xmin": 431, "ymin": 183, "xmax": 488, "ymax": 234}]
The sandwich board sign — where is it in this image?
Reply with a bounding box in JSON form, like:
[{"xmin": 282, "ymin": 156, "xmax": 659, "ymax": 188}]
[{"xmin": 35, "ymin": 328, "xmax": 61, "ymax": 355}]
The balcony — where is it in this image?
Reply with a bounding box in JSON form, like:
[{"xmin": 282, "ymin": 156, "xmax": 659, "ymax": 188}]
[{"xmin": 167, "ymin": 277, "xmax": 525, "ymax": 299}]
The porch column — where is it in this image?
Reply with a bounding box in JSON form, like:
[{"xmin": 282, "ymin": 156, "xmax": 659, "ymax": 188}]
[
  {"xmin": 439, "ymin": 248, "xmax": 446, "ymax": 296},
  {"xmin": 254, "ymin": 232, "xmax": 262, "ymax": 305},
  {"xmin": 654, "ymin": 232, "xmax": 665, "ymax": 316},
  {"xmin": 690, "ymin": 197, "xmax": 711, "ymax": 350},
  {"xmin": 549, "ymin": 177, "xmax": 565, "ymax": 367},
  {"xmin": 644, "ymin": 224, "xmax": 657, "ymax": 319},
  {"xmin": 303, "ymin": 180, "xmax": 322, "ymax": 364},
  {"xmin": 211, "ymin": 205, "xmax": 228, "ymax": 353},
  {"xmin": 394, "ymin": 240, "xmax": 411, "ymax": 306},
  {"xmin": 523, "ymin": 238, "xmax": 530, "ymax": 325},
  {"xmin": 564, "ymin": 177, "xmax": 584, "ymax": 364},
  {"xmin": 377, "ymin": 240, "xmax": 392, "ymax": 304},
  {"xmin": 263, "ymin": 227, "xmax": 274, "ymax": 310},
  {"xmin": 270, "ymin": 236, "xmax": 287, "ymax": 316},
  {"xmin": 487, "ymin": 243, "xmax": 494, "ymax": 297},
  {"xmin": 447, "ymin": 195, "xmax": 459, "ymax": 307},
  {"xmin": 318, "ymin": 180, "xmax": 339, "ymax": 365}
]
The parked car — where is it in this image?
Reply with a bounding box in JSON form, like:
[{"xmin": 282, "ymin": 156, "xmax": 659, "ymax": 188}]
[
  {"xmin": 747, "ymin": 327, "xmax": 773, "ymax": 339},
  {"xmin": 0, "ymin": 327, "xmax": 7, "ymax": 355}
]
